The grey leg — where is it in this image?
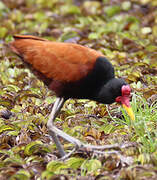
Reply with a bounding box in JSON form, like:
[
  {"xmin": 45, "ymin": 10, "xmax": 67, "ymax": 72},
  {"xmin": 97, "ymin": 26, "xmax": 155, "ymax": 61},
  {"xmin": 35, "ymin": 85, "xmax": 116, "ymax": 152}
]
[
  {"xmin": 48, "ymin": 98, "xmax": 132, "ymax": 158},
  {"xmin": 47, "ymin": 97, "xmax": 66, "ymax": 157}
]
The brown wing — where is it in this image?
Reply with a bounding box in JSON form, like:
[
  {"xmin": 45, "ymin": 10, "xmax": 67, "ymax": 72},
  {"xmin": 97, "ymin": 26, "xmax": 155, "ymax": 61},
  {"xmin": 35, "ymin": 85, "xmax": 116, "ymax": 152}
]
[{"xmin": 9, "ymin": 35, "xmax": 103, "ymax": 82}]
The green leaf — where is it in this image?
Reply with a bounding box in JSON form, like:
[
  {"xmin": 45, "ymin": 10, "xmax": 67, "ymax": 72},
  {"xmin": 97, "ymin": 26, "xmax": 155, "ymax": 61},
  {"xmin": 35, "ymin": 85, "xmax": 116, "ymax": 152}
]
[
  {"xmin": 34, "ymin": 11, "xmax": 46, "ymax": 21},
  {"xmin": 24, "ymin": 141, "xmax": 50, "ymax": 156},
  {"xmin": 141, "ymin": 27, "xmax": 152, "ymax": 34},
  {"xmin": 66, "ymin": 157, "xmax": 84, "ymax": 169},
  {"xmin": 83, "ymin": 1, "xmax": 101, "ymax": 14},
  {"xmin": 63, "ymin": 5, "xmax": 81, "ymax": 15},
  {"xmin": 47, "ymin": 161, "xmax": 67, "ymax": 173},
  {"xmin": 5, "ymin": 84, "xmax": 21, "ymax": 92},
  {"xmin": 122, "ymin": 1, "xmax": 131, "ymax": 11},
  {"xmin": 0, "ymin": 124, "xmax": 15, "ymax": 134},
  {"xmin": 45, "ymin": 96, "xmax": 56, "ymax": 104},
  {"xmin": 0, "ymin": 1, "xmax": 7, "ymax": 10},
  {"xmin": 4, "ymin": 154, "xmax": 23, "ymax": 165},
  {"xmin": 104, "ymin": 5, "xmax": 121, "ymax": 17},
  {"xmin": 7, "ymin": 130, "xmax": 19, "ymax": 136},
  {"xmin": 81, "ymin": 159, "xmax": 102, "ymax": 175},
  {"xmin": 42, "ymin": 171, "xmax": 55, "ymax": 180},
  {"xmin": 88, "ymin": 32, "xmax": 100, "ymax": 40},
  {"xmin": 10, "ymin": 170, "xmax": 31, "ymax": 180},
  {"xmin": 99, "ymin": 124, "xmax": 116, "ymax": 133},
  {"xmin": 88, "ymin": 159, "xmax": 102, "ymax": 173},
  {"xmin": 0, "ymin": 27, "xmax": 8, "ymax": 38}
]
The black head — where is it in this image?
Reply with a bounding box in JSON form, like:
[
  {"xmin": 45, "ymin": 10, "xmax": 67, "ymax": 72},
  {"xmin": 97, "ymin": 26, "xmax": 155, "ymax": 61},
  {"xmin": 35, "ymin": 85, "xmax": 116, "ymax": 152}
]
[
  {"xmin": 96, "ymin": 78, "xmax": 128, "ymax": 104},
  {"xmin": 96, "ymin": 78, "xmax": 135, "ymax": 120}
]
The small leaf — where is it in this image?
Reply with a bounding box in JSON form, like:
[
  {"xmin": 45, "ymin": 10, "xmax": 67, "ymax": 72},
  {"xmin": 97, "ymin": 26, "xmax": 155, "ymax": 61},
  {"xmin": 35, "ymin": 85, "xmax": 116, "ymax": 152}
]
[
  {"xmin": 47, "ymin": 161, "xmax": 67, "ymax": 173},
  {"xmin": 42, "ymin": 171, "xmax": 55, "ymax": 180},
  {"xmin": 81, "ymin": 159, "xmax": 102, "ymax": 175},
  {"xmin": 83, "ymin": 1, "xmax": 101, "ymax": 14},
  {"xmin": 0, "ymin": 124, "xmax": 15, "ymax": 134},
  {"xmin": 0, "ymin": 1, "xmax": 6, "ymax": 10},
  {"xmin": 104, "ymin": 5, "xmax": 121, "ymax": 17},
  {"xmin": 5, "ymin": 84, "xmax": 21, "ymax": 92},
  {"xmin": 88, "ymin": 159, "xmax": 102, "ymax": 173},
  {"xmin": 24, "ymin": 141, "xmax": 50, "ymax": 156},
  {"xmin": 122, "ymin": 1, "xmax": 131, "ymax": 11},
  {"xmin": 88, "ymin": 33, "xmax": 100, "ymax": 40},
  {"xmin": 61, "ymin": 5, "xmax": 81, "ymax": 15},
  {"xmin": 45, "ymin": 96, "xmax": 56, "ymax": 104},
  {"xmin": 141, "ymin": 27, "xmax": 152, "ymax": 34},
  {"xmin": 10, "ymin": 170, "xmax": 31, "ymax": 180},
  {"xmin": 0, "ymin": 27, "xmax": 8, "ymax": 38},
  {"xmin": 66, "ymin": 157, "xmax": 84, "ymax": 169}
]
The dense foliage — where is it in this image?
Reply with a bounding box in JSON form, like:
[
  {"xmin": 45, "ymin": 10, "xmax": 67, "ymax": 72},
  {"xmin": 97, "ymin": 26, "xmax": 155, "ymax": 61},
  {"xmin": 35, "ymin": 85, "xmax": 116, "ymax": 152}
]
[{"xmin": 0, "ymin": 0, "xmax": 157, "ymax": 179}]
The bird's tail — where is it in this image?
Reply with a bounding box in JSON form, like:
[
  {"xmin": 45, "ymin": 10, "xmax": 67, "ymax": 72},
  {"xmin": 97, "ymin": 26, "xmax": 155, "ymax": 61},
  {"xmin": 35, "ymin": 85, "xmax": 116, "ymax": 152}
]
[
  {"xmin": 9, "ymin": 34, "xmax": 47, "ymax": 57},
  {"xmin": 12, "ymin": 34, "xmax": 47, "ymax": 41}
]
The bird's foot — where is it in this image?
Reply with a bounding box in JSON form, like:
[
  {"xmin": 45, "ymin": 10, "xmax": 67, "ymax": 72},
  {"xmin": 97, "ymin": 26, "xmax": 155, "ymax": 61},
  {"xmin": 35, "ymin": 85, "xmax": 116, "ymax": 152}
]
[
  {"xmin": 58, "ymin": 146, "xmax": 78, "ymax": 161},
  {"xmin": 49, "ymin": 125, "xmax": 136, "ymax": 159}
]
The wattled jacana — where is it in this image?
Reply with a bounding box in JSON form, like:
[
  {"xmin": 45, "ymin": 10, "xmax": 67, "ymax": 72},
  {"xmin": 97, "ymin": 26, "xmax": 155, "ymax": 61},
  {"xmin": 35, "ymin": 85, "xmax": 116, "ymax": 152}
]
[{"xmin": 9, "ymin": 35, "xmax": 135, "ymax": 157}]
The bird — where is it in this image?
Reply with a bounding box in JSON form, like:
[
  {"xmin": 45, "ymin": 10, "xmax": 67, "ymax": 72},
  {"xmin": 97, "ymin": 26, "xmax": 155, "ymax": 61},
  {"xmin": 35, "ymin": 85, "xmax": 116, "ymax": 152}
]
[{"xmin": 9, "ymin": 34, "xmax": 135, "ymax": 157}]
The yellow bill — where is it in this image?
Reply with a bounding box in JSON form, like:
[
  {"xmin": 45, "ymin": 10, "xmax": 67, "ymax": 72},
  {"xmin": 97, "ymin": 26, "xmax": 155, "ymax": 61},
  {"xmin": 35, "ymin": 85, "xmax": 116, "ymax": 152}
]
[{"xmin": 122, "ymin": 104, "xmax": 135, "ymax": 121}]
